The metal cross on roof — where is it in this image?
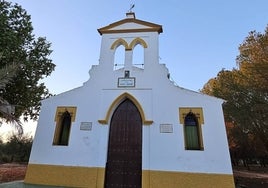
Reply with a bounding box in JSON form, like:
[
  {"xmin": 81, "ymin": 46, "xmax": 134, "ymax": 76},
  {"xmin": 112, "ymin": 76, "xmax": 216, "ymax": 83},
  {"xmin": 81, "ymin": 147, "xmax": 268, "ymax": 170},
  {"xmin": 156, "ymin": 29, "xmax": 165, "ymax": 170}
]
[{"xmin": 129, "ymin": 3, "xmax": 135, "ymax": 12}]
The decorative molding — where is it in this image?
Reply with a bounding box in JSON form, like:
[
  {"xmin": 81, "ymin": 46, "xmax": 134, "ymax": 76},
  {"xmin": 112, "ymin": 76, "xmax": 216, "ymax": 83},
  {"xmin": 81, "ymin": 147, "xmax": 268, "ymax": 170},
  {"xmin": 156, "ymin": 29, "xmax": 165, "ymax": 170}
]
[
  {"xmin": 110, "ymin": 37, "xmax": 148, "ymax": 51},
  {"xmin": 179, "ymin": 107, "xmax": 204, "ymax": 124},
  {"xmin": 98, "ymin": 92, "xmax": 153, "ymax": 125},
  {"xmin": 54, "ymin": 106, "xmax": 77, "ymax": 122},
  {"xmin": 110, "ymin": 38, "xmax": 129, "ymax": 50},
  {"xmin": 98, "ymin": 18, "xmax": 162, "ymax": 35},
  {"xmin": 129, "ymin": 37, "xmax": 148, "ymax": 49}
]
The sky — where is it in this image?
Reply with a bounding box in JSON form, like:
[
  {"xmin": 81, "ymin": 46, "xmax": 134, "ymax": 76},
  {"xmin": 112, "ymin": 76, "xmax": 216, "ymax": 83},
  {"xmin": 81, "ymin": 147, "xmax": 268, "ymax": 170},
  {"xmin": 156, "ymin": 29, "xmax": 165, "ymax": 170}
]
[{"xmin": 1, "ymin": 0, "xmax": 268, "ymax": 138}]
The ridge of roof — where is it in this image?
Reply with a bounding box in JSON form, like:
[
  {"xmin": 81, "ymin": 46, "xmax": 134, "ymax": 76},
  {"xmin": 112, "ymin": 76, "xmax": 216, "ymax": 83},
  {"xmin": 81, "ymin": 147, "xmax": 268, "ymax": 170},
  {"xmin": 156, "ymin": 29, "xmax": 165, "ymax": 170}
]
[{"xmin": 98, "ymin": 14, "xmax": 163, "ymax": 35}]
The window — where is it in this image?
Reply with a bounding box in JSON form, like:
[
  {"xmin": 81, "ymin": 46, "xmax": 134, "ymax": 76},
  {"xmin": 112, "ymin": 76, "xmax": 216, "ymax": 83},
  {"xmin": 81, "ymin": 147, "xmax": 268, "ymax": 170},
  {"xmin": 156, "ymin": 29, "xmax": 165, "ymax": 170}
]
[
  {"xmin": 184, "ymin": 112, "xmax": 203, "ymax": 150},
  {"xmin": 114, "ymin": 45, "xmax": 125, "ymax": 70},
  {"xmin": 179, "ymin": 107, "xmax": 204, "ymax": 150},
  {"xmin": 53, "ymin": 107, "xmax": 77, "ymax": 146},
  {"xmin": 132, "ymin": 44, "xmax": 144, "ymax": 69}
]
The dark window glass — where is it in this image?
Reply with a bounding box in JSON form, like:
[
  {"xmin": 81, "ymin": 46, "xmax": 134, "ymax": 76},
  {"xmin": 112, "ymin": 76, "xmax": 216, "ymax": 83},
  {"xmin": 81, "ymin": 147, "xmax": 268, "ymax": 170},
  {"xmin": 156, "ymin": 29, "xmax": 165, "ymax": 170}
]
[
  {"xmin": 58, "ymin": 111, "xmax": 71, "ymax": 145},
  {"xmin": 184, "ymin": 112, "xmax": 200, "ymax": 150}
]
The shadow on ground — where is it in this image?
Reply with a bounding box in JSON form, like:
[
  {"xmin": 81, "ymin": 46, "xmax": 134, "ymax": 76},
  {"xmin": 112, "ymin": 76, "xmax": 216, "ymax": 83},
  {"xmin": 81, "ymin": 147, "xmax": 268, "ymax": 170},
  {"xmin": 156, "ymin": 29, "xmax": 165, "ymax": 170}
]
[{"xmin": 0, "ymin": 181, "xmax": 66, "ymax": 188}]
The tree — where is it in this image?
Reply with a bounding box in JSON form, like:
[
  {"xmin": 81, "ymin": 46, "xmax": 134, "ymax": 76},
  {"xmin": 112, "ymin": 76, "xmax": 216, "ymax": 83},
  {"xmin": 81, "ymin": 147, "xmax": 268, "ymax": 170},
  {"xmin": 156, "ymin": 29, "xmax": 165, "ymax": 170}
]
[
  {"xmin": 0, "ymin": 1, "xmax": 55, "ymax": 133},
  {"xmin": 0, "ymin": 133, "xmax": 33, "ymax": 162},
  {"xmin": 201, "ymin": 27, "xmax": 268, "ymax": 158},
  {"xmin": 237, "ymin": 29, "xmax": 268, "ymax": 92},
  {"xmin": 0, "ymin": 62, "xmax": 19, "ymax": 123},
  {"xmin": 236, "ymin": 28, "xmax": 268, "ymax": 154}
]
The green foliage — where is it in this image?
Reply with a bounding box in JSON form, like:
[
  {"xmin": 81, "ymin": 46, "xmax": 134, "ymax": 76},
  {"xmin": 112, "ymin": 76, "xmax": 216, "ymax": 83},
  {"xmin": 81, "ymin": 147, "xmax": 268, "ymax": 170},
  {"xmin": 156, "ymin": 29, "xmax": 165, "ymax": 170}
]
[
  {"xmin": 0, "ymin": 134, "xmax": 33, "ymax": 163},
  {"xmin": 237, "ymin": 29, "xmax": 268, "ymax": 92},
  {"xmin": 0, "ymin": 63, "xmax": 20, "ymax": 124},
  {"xmin": 0, "ymin": 1, "xmax": 55, "ymax": 127},
  {"xmin": 201, "ymin": 27, "xmax": 268, "ymax": 159}
]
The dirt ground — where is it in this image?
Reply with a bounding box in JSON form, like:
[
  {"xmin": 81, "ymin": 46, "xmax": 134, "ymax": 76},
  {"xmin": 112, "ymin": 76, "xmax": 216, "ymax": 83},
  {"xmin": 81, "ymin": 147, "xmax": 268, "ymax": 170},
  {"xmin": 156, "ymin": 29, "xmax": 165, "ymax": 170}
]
[
  {"xmin": 0, "ymin": 163, "xmax": 268, "ymax": 187},
  {"xmin": 233, "ymin": 166, "xmax": 268, "ymax": 188},
  {"xmin": 0, "ymin": 163, "xmax": 27, "ymax": 183}
]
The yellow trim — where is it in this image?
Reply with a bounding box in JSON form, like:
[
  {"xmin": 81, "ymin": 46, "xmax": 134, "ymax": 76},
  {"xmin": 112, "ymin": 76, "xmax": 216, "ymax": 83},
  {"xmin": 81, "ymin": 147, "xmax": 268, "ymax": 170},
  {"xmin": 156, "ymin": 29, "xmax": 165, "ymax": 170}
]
[
  {"xmin": 25, "ymin": 164, "xmax": 105, "ymax": 187},
  {"xmin": 144, "ymin": 120, "xmax": 154, "ymax": 125},
  {"xmin": 54, "ymin": 106, "xmax": 77, "ymax": 122},
  {"xmin": 110, "ymin": 37, "xmax": 148, "ymax": 51},
  {"xmin": 110, "ymin": 38, "xmax": 129, "ymax": 50},
  {"xmin": 129, "ymin": 37, "xmax": 148, "ymax": 49},
  {"xmin": 25, "ymin": 164, "xmax": 234, "ymax": 188},
  {"xmin": 98, "ymin": 92, "xmax": 153, "ymax": 125},
  {"xmin": 98, "ymin": 120, "xmax": 107, "ymax": 124},
  {"xmin": 199, "ymin": 121, "xmax": 204, "ymax": 150},
  {"xmin": 179, "ymin": 107, "xmax": 204, "ymax": 124},
  {"xmin": 145, "ymin": 170, "xmax": 235, "ymax": 188},
  {"xmin": 100, "ymin": 28, "xmax": 162, "ymax": 35}
]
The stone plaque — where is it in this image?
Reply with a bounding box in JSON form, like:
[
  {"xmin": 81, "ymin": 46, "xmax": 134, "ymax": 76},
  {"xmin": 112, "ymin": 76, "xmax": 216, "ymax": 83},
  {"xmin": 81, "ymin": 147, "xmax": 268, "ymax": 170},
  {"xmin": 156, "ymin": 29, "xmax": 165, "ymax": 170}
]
[
  {"xmin": 160, "ymin": 124, "xmax": 173, "ymax": 133},
  {"xmin": 118, "ymin": 77, "xmax": 135, "ymax": 87},
  {"xmin": 80, "ymin": 122, "xmax": 92, "ymax": 131}
]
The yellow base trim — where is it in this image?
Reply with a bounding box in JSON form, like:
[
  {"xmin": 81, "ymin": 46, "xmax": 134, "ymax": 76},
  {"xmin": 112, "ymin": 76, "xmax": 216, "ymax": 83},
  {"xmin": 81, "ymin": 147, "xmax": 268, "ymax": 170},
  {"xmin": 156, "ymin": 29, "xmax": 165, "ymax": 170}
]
[
  {"xmin": 25, "ymin": 164, "xmax": 105, "ymax": 188},
  {"xmin": 25, "ymin": 164, "xmax": 235, "ymax": 188},
  {"xmin": 144, "ymin": 170, "xmax": 235, "ymax": 188}
]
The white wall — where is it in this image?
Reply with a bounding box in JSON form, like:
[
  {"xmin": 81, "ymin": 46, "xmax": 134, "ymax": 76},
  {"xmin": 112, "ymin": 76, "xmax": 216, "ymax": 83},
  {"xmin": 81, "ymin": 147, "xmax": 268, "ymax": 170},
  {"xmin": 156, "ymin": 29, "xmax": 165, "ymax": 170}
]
[{"xmin": 29, "ymin": 19, "xmax": 232, "ymax": 176}]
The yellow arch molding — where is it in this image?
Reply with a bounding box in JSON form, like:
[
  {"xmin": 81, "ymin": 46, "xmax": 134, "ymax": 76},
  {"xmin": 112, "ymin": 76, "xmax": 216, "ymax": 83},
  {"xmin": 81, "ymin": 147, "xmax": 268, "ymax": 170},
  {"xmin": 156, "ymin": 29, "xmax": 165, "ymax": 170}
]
[
  {"xmin": 110, "ymin": 38, "xmax": 129, "ymax": 50},
  {"xmin": 98, "ymin": 92, "xmax": 153, "ymax": 125},
  {"xmin": 129, "ymin": 37, "xmax": 148, "ymax": 50}
]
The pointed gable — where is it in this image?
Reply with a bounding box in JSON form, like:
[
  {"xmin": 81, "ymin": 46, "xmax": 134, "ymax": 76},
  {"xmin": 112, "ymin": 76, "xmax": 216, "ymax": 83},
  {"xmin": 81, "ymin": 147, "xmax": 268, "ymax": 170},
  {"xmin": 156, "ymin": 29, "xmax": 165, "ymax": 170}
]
[{"xmin": 98, "ymin": 12, "xmax": 163, "ymax": 35}]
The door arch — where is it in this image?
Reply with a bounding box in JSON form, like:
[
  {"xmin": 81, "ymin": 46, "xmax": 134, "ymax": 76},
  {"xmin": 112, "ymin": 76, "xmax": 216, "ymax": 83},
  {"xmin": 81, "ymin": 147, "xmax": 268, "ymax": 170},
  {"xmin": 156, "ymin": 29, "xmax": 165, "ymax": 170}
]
[{"xmin": 104, "ymin": 98, "xmax": 142, "ymax": 188}]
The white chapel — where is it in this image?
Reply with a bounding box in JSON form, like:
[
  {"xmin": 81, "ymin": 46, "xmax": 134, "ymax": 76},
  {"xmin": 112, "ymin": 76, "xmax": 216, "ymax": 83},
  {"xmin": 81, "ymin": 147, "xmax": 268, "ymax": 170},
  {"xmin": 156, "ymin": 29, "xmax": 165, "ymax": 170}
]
[{"xmin": 25, "ymin": 12, "xmax": 235, "ymax": 188}]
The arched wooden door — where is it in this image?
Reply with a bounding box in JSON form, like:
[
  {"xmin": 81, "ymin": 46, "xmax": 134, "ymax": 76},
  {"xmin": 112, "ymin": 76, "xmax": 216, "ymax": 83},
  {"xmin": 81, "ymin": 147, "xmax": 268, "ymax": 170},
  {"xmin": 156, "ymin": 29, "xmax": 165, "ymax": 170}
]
[{"xmin": 104, "ymin": 99, "xmax": 142, "ymax": 188}]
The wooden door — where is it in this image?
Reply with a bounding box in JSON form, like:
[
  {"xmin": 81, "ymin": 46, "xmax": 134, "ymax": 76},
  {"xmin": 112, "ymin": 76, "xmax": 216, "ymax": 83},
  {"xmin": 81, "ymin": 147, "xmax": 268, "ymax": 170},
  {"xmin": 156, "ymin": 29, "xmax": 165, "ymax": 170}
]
[{"xmin": 104, "ymin": 99, "xmax": 142, "ymax": 188}]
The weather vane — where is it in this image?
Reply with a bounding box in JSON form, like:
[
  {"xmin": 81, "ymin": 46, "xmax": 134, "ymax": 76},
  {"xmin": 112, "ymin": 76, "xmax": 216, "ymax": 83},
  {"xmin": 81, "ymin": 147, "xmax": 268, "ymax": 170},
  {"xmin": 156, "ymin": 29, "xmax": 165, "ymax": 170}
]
[{"xmin": 129, "ymin": 3, "xmax": 135, "ymax": 12}]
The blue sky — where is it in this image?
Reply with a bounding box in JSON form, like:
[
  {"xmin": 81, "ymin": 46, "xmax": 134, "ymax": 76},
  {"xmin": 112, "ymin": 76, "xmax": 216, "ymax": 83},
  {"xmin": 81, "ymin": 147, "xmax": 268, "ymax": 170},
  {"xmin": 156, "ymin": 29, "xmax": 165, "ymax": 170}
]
[
  {"xmin": 1, "ymin": 0, "xmax": 268, "ymax": 138},
  {"xmin": 11, "ymin": 0, "xmax": 268, "ymax": 93}
]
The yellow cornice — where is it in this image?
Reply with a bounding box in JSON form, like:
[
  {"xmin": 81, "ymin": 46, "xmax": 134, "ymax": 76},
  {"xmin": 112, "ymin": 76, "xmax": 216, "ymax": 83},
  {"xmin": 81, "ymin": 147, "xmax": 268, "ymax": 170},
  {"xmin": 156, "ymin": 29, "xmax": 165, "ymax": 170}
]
[
  {"xmin": 98, "ymin": 18, "xmax": 163, "ymax": 35},
  {"xmin": 99, "ymin": 28, "xmax": 162, "ymax": 35}
]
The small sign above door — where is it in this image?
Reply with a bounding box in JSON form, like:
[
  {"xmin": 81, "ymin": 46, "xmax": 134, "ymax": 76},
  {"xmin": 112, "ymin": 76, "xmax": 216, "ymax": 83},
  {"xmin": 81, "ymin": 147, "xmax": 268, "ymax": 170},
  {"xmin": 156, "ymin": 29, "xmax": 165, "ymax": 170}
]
[{"xmin": 118, "ymin": 77, "xmax": 135, "ymax": 87}]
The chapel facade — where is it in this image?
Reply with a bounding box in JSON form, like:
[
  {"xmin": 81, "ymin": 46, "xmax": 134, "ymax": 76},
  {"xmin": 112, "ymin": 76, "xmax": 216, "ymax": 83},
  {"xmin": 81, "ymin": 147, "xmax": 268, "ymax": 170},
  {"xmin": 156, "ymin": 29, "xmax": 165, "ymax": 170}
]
[{"xmin": 25, "ymin": 12, "xmax": 235, "ymax": 188}]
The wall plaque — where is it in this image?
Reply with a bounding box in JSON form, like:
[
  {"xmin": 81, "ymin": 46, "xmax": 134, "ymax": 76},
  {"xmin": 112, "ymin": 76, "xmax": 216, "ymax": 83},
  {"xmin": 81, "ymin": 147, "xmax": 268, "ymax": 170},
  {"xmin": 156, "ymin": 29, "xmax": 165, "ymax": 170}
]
[
  {"xmin": 160, "ymin": 124, "xmax": 173, "ymax": 133},
  {"xmin": 80, "ymin": 122, "xmax": 92, "ymax": 131},
  {"xmin": 118, "ymin": 77, "xmax": 135, "ymax": 87}
]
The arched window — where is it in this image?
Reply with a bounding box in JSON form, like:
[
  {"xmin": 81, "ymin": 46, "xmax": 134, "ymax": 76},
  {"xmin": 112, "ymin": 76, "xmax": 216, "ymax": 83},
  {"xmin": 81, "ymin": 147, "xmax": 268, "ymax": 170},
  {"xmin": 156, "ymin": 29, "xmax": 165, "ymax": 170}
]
[
  {"xmin": 114, "ymin": 45, "xmax": 125, "ymax": 70},
  {"xmin": 184, "ymin": 112, "xmax": 202, "ymax": 150},
  {"xmin": 132, "ymin": 44, "xmax": 144, "ymax": 69},
  {"xmin": 53, "ymin": 111, "xmax": 72, "ymax": 146}
]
